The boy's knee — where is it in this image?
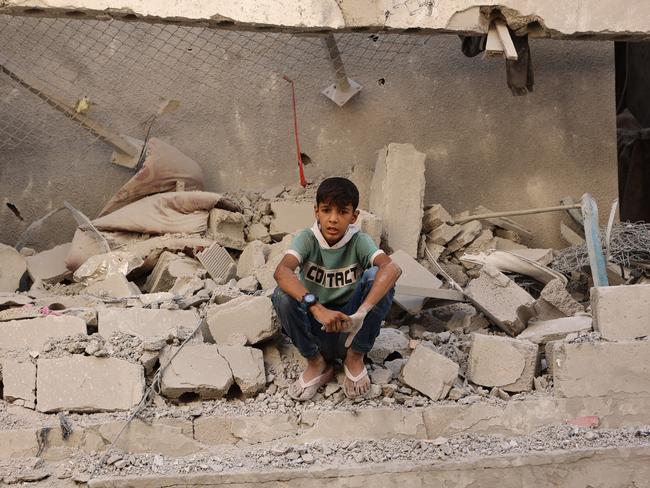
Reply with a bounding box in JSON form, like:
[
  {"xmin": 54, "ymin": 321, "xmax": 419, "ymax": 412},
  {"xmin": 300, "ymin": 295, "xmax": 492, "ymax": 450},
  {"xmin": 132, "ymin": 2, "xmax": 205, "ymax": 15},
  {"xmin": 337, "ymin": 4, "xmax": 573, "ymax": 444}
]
[{"xmin": 271, "ymin": 287, "xmax": 297, "ymax": 313}]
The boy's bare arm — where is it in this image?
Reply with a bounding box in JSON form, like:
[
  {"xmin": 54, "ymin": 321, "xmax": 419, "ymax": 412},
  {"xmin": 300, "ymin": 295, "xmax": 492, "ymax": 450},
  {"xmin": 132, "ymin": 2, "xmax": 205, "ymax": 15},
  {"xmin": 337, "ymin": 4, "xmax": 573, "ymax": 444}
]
[
  {"xmin": 273, "ymin": 255, "xmax": 350, "ymax": 332},
  {"xmin": 359, "ymin": 253, "xmax": 401, "ymax": 312}
]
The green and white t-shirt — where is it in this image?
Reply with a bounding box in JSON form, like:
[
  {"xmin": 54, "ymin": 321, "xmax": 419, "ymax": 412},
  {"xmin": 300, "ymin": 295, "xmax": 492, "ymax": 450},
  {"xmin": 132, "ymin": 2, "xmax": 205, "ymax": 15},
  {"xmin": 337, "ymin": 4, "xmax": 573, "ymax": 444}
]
[{"xmin": 286, "ymin": 222, "xmax": 384, "ymax": 306}]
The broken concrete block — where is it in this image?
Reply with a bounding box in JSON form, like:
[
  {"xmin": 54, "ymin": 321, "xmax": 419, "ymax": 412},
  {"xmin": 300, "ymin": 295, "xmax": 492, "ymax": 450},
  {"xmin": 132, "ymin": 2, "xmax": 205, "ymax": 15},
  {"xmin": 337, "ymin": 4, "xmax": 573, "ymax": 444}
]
[
  {"xmin": 236, "ymin": 276, "xmax": 259, "ymax": 293},
  {"xmin": 539, "ymin": 279, "xmax": 584, "ymax": 316},
  {"xmin": 369, "ymin": 143, "xmax": 425, "ymax": 257},
  {"xmin": 159, "ymin": 344, "xmax": 233, "ymax": 400},
  {"xmin": 368, "ymin": 327, "xmax": 410, "ymax": 363},
  {"xmin": 0, "ymin": 244, "xmax": 26, "ymax": 292},
  {"xmin": 0, "ymin": 316, "xmax": 86, "ymax": 351},
  {"xmin": 25, "ymin": 243, "xmax": 71, "ymax": 284},
  {"xmin": 592, "ymin": 285, "xmax": 650, "ymax": 340},
  {"xmin": 269, "ymin": 201, "xmax": 314, "ymax": 240},
  {"xmin": 349, "ymin": 164, "xmax": 373, "ymax": 210},
  {"xmin": 467, "ymin": 333, "xmax": 539, "ymax": 393},
  {"xmin": 422, "ymin": 204, "xmax": 452, "ymax": 233},
  {"xmin": 255, "ymin": 252, "xmax": 283, "ymax": 290},
  {"xmin": 246, "ymin": 223, "xmax": 271, "ymax": 244},
  {"xmin": 517, "ymin": 316, "xmax": 592, "ymax": 344},
  {"xmin": 510, "ymin": 248, "xmax": 554, "ymax": 266},
  {"xmin": 391, "ymin": 249, "xmax": 443, "ymax": 314},
  {"xmin": 2, "ymin": 360, "xmax": 36, "ymax": 409},
  {"xmin": 401, "ymin": 345, "xmax": 459, "ymax": 400},
  {"xmin": 195, "ymin": 243, "xmax": 236, "ymax": 284},
  {"xmin": 237, "ymin": 240, "xmax": 271, "ymax": 279},
  {"xmin": 356, "ymin": 210, "xmax": 382, "ymax": 246},
  {"xmin": 217, "ymin": 345, "xmax": 265, "ymax": 397},
  {"xmin": 268, "ymin": 234, "xmax": 294, "ymax": 261},
  {"xmin": 464, "ymin": 265, "xmax": 534, "ymax": 336},
  {"xmin": 424, "ymin": 241, "xmax": 445, "ymax": 262},
  {"xmin": 208, "ymin": 209, "xmax": 246, "ymax": 250},
  {"xmin": 85, "ymin": 272, "xmax": 140, "ymax": 298},
  {"xmin": 551, "ymin": 340, "xmax": 650, "ymax": 398},
  {"xmin": 144, "ymin": 251, "xmax": 203, "ymax": 292},
  {"xmin": 37, "ymin": 356, "xmax": 145, "ymax": 412},
  {"xmin": 427, "ymin": 224, "xmax": 462, "ymax": 246},
  {"xmin": 98, "ymin": 308, "xmax": 200, "ymax": 342},
  {"xmin": 447, "ymin": 221, "xmax": 483, "ymax": 253},
  {"xmin": 494, "ymin": 237, "xmax": 528, "ymax": 251},
  {"xmin": 206, "ymin": 296, "xmax": 276, "ymax": 345},
  {"xmin": 495, "ymin": 229, "xmax": 521, "ymax": 242}
]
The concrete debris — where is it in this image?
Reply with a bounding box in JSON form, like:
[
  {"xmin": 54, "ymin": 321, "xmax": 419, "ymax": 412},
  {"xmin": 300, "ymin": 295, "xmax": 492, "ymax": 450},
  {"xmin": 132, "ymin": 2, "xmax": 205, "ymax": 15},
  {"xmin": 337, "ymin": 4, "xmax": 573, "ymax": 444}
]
[
  {"xmin": 401, "ymin": 345, "xmax": 459, "ymax": 400},
  {"xmin": 422, "ymin": 204, "xmax": 452, "ymax": 234},
  {"xmin": 447, "ymin": 221, "xmax": 483, "ymax": 253},
  {"xmin": 98, "ymin": 308, "xmax": 201, "ymax": 343},
  {"xmin": 369, "ymin": 143, "xmax": 425, "ymax": 257},
  {"xmin": 269, "ymin": 201, "xmax": 314, "ymax": 240},
  {"xmin": 236, "ymin": 276, "xmax": 259, "ymax": 293},
  {"xmin": 208, "ymin": 208, "xmax": 246, "ymax": 250},
  {"xmin": 355, "ymin": 209, "xmax": 382, "ymax": 246},
  {"xmin": 37, "ymin": 356, "xmax": 145, "ymax": 412},
  {"xmin": 144, "ymin": 251, "xmax": 204, "ymax": 292},
  {"xmin": 247, "ymin": 222, "xmax": 271, "ymax": 244},
  {"xmin": 255, "ymin": 252, "xmax": 284, "ymax": 290},
  {"xmin": 1, "ymin": 360, "xmax": 36, "ymax": 409},
  {"xmin": 592, "ymin": 284, "xmax": 650, "ymax": 340},
  {"xmin": 464, "ymin": 265, "xmax": 534, "ymax": 336},
  {"xmin": 85, "ymin": 272, "xmax": 140, "ymax": 298},
  {"xmin": 390, "ymin": 249, "xmax": 443, "ymax": 314},
  {"xmin": 0, "ymin": 315, "xmax": 87, "ymax": 351},
  {"xmin": 206, "ymin": 295, "xmax": 276, "ymax": 345},
  {"xmin": 509, "ymin": 248, "xmax": 554, "ymax": 266},
  {"xmin": 237, "ymin": 240, "xmax": 271, "ymax": 279},
  {"xmin": 517, "ymin": 316, "xmax": 592, "ymax": 344},
  {"xmin": 539, "ymin": 279, "xmax": 585, "ymax": 316},
  {"xmin": 196, "ymin": 243, "xmax": 236, "ymax": 284},
  {"xmin": 368, "ymin": 328, "xmax": 410, "ymax": 363},
  {"xmin": 427, "ymin": 224, "xmax": 462, "ymax": 246},
  {"xmin": 0, "ymin": 244, "xmax": 26, "ymax": 293},
  {"xmin": 25, "ymin": 243, "xmax": 72, "ymax": 284},
  {"xmin": 467, "ymin": 333, "xmax": 539, "ymax": 393},
  {"xmin": 217, "ymin": 345, "xmax": 266, "ymax": 397},
  {"xmin": 72, "ymin": 250, "xmax": 143, "ymax": 285}
]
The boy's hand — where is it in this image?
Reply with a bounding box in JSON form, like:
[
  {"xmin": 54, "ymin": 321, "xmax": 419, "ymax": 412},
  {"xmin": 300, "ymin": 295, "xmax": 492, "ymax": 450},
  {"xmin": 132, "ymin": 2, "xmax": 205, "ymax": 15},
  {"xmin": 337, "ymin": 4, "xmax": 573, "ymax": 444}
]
[
  {"xmin": 311, "ymin": 305, "xmax": 351, "ymax": 333},
  {"xmin": 344, "ymin": 304, "xmax": 372, "ymax": 348}
]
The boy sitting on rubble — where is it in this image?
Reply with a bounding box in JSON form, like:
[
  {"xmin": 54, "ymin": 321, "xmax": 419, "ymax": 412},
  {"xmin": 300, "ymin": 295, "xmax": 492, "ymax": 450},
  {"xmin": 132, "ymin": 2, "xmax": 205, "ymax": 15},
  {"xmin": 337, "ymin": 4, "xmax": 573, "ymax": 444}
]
[{"xmin": 272, "ymin": 177, "xmax": 401, "ymax": 401}]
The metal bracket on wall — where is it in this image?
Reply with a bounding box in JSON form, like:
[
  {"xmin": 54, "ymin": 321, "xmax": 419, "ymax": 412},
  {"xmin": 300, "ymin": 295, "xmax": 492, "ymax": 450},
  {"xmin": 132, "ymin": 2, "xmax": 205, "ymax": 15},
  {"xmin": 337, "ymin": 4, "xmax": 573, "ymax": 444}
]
[{"xmin": 321, "ymin": 33, "xmax": 362, "ymax": 107}]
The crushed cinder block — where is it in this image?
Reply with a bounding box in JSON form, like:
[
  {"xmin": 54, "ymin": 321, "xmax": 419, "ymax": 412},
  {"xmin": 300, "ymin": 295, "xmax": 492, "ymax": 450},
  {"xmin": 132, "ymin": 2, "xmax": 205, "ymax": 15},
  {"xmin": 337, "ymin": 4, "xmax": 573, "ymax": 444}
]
[
  {"xmin": 255, "ymin": 253, "xmax": 283, "ymax": 290},
  {"xmin": 401, "ymin": 345, "xmax": 459, "ymax": 400},
  {"xmin": 160, "ymin": 344, "xmax": 233, "ymax": 399},
  {"xmin": 550, "ymin": 340, "xmax": 650, "ymax": 398},
  {"xmin": 217, "ymin": 345, "xmax": 265, "ymax": 397},
  {"xmin": 247, "ymin": 223, "xmax": 271, "ymax": 244},
  {"xmin": 592, "ymin": 284, "xmax": 650, "ymax": 340},
  {"xmin": 464, "ymin": 265, "xmax": 534, "ymax": 336},
  {"xmin": 144, "ymin": 251, "xmax": 203, "ymax": 292},
  {"xmin": 0, "ymin": 315, "xmax": 87, "ymax": 351},
  {"xmin": 368, "ymin": 327, "xmax": 410, "ymax": 363},
  {"xmin": 467, "ymin": 333, "xmax": 539, "ymax": 392},
  {"xmin": 98, "ymin": 308, "xmax": 201, "ymax": 342},
  {"xmin": 206, "ymin": 295, "xmax": 276, "ymax": 345},
  {"xmin": 2, "ymin": 360, "xmax": 36, "ymax": 409},
  {"xmin": 269, "ymin": 201, "xmax": 314, "ymax": 240},
  {"xmin": 446, "ymin": 220, "xmax": 483, "ymax": 253},
  {"xmin": 422, "ymin": 204, "xmax": 452, "ymax": 233},
  {"xmin": 427, "ymin": 224, "xmax": 462, "ymax": 246},
  {"xmin": 237, "ymin": 240, "xmax": 271, "ymax": 279},
  {"xmin": 517, "ymin": 316, "xmax": 592, "ymax": 344},
  {"xmin": 208, "ymin": 209, "xmax": 246, "ymax": 250},
  {"xmin": 369, "ymin": 143, "xmax": 425, "ymax": 257},
  {"xmin": 0, "ymin": 244, "xmax": 26, "ymax": 293},
  {"xmin": 196, "ymin": 243, "xmax": 236, "ymax": 284},
  {"xmin": 37, "ymin": 356, "xmax": 145, "ymax": 412},
  {"xmin": 539, "ymin": 279, "xmax": 584, "ymax": 316},
  {"xmin": 356, "ymin": 210, "xmax": 382, "ymax": 246},
  {"xmin": 25, "ymin": 243, "xmax": 72, "ymax": 284},
  {"xmin": 85, "ymin": 272, "xmax": 140, "ymax": 298}
]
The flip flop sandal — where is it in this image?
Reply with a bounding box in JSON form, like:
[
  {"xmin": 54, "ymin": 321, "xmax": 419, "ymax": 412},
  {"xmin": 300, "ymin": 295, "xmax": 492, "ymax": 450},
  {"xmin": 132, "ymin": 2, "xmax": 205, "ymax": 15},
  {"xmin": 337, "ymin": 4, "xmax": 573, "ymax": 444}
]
[
  {"xmin": 343, "ymin": 364, "xmax": 370, "ymax": 399},
  {"xmin": 288, "ymin": 367, "xmax": 334, "ymax": 401}
]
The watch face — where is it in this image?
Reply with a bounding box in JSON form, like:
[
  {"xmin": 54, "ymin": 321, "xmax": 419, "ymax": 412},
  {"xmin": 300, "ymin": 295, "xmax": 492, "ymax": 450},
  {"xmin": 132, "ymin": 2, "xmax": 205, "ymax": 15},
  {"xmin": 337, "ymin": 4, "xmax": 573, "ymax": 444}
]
[{"xmin": 304, "ymin": 293, "xmax": 317, "ymax": 305}]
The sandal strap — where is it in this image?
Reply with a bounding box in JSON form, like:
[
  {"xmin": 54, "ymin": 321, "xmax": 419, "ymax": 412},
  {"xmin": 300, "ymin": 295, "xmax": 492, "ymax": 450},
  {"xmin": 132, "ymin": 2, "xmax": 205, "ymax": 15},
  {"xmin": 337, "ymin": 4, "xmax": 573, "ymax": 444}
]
[
  {"xmin": 344, "ymin": 364, "xmax": 368, "ymax": 383},
  {"xmin": 298, "ymin": 369, "xmax": 332, "ymax": 389}
]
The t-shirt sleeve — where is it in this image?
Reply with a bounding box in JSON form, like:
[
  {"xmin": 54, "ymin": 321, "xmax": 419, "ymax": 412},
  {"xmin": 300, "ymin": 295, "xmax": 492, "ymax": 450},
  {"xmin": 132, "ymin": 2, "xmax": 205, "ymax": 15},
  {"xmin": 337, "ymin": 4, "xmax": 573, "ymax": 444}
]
[
  {"xmin": 286, "ymin": 229, "xmax": 312, "ymax": 265},
  {"xmin": 355, "ymin": 233, "xmax": 384, "ymax": 269}
]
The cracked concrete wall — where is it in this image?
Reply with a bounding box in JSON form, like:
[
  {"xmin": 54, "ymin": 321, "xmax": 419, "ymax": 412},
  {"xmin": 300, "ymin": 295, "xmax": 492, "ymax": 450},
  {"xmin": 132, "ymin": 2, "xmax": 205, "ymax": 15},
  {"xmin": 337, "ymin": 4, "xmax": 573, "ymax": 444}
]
[{"xmin": 0, "ymin": 36, "xmax": 616, "ymax": 250}]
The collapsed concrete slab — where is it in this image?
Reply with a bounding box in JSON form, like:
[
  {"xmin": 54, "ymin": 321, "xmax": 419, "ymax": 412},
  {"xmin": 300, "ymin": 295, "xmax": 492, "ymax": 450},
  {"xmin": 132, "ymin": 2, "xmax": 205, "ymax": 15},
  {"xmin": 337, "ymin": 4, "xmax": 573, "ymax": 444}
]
[
  {"xmin": 464, "ymin": 265, "xmax": 534, "ymax": 336},
  {"xmin": 517, "ymin": 316, "xmax": 592, "ymax": 344},
  {"xmin": 401, "ymin": 345, "xmax": 458, "ymax": 400},
  {"xmin": 0, "ymin": 244, "xmax": 26, "ymax": 292},
  {"xmin": 269, "ymin": 201, "xmax": 314, "ymax": 240},
  {"xmin": 0, "ymin": 315, "xmax": 87, "ymax": 351},
  {"xmin": 539, "ymin": 279, "xmax": 584, "ymax": 316},
  {"xmin": 368, "ymin": 327, "xmax": 410, "ymax": 363},
  {"xmin": 206, "ymin": 296, "xmax": 276, "ymax": 345},
  {"xmin": 37, "ymin": 356, "xmax": 145, "ymax": 412},
  {"xmin": 550, "ymin": 340, "xmax": 650, "ymax": 398},
  {"xmin": 25, "ymin": 243, "xmax": 72, "ymax": 284},
  {"xmin": 98, "ymin": 308, "xmax": 200, "ymax": 342},
  {"xmin": 390, "ymin": 249, "xmax": 444, "ymax": 314},
  {"xmin": 592, "ymin": 284, "xmax": 650, "ymax": 340},
  {"xmin": 159, "ymin": 344, "xmax": 233, "ymax": 400},
  {"xmin": 217, "ymin": 345, "xmax": 265, "ymax": 397},
  {"xmin": 467, "ymin": 333, "xmax": 539, "ymax": 392},
  {"xmin": 255, "ymin": 252, "xmax": 284, "ymax": 290},
  {"xmin": 237, "ymin": 240, "xmax": 271, "ymax": 279},
  {"xmin": 143, "ymin": 251, "xmax": 203, "ymax": 292},
  {"xmin": 2, "ymin": 360, "xmax": 36, "ymax": 409},
  {"xmin": 369, "ymin": 143, "xmax": 425, "ymax": 257},
  {"xmin": 208, "ymin": 209, "xmax": 246, "ymax": 250},
  {"xmin": 356, "ymin": 210, "xmax": 382, "ymax": 246}
]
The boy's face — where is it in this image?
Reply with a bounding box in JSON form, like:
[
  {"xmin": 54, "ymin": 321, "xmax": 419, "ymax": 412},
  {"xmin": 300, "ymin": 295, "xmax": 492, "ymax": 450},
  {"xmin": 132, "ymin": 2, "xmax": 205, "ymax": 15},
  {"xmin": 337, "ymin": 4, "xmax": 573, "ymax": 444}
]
[{"xmin": 315, "ymin": 200, "xmax": 359, "ymax": 245}]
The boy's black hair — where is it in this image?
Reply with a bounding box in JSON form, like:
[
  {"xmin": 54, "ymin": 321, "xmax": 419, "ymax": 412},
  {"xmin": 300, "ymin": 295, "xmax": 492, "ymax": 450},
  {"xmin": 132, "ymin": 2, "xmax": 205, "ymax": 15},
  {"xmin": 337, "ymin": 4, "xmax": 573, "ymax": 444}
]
[{"xmin": 316, "ymin": 177, "xmax": 359, "ymax": 210}]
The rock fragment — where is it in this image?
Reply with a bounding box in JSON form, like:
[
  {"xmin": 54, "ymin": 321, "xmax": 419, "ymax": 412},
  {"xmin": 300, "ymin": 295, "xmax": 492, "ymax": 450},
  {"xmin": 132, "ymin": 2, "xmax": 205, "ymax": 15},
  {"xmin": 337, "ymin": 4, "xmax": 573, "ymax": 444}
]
[
  {"xmin": 206, "ymin": 296, "xmax": 276, "ymax": 345},
  {"xmin": 401, "ymin": 345, "xmax": 459, "ymax": 400},
  {"xmin": 217, "ymin": 345, "xmax": 265, "ymax": 397},
  {"xmin": 591, "ymin": 284, "xmax": 650, "ymax": 340}
]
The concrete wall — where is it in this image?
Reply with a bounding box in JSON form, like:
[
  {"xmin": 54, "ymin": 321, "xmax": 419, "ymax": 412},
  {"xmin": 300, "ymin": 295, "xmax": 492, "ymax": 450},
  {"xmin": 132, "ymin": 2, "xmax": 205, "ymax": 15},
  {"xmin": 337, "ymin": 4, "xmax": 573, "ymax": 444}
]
[{"xmin": 0, "ymin": 28, "xmax": 616, "ymax": 250}]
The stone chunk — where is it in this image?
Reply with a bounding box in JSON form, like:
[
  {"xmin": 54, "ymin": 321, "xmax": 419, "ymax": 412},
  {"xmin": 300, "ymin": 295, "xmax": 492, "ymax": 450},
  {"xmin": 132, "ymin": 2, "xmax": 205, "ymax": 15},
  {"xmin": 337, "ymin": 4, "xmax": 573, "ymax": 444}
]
[
  {"xmin": 592, "ymin": 285, "xmax": 650, "ymax": 340},
  {"xmin": 422, "ymin": 204, "xmax": 452, "ymax": 233},
  {"xmin": 446, "ymin": 221, "xmax": 483, "ymax": 253},
  {"xmin": 98, "ymin": 308, "xmax": 200, "ymax": 342},
  {"xmin": 247, "ymin": 222, "xmax": 271, "ymax": 244},
  {"xmin": 356, "ymin": 210, "xmax": 382, "ymax": 246},
  {"xmin": 37, "ymin": 356, "xmax": 144, "ymax": 412},
  {"xmin": 159, "ymin": 344, "xmax": 233, "ymax": 399},
  {"xmin": 401, "ymin": 345, "xmax": 459, "ymax": 400},
  {"xmin": 427, "ymin": 224, "xmax": 462, "ymax": 246},
  {"xmin": 369, "ymin": 143, "xmax": 425, "ymax": 257},
  {"xmin": 368, "ymin": 328, "xmax": 410, "ymax": 363},
  {"xmin": 467, "ymin": 333, "xmax": 539, "ymax": 392},
  {"xmin": 269, "ymin": 201, "xmax": 314, "ymax": 241},
  {"xmin": 217, "ymin": 345, "xmax": 265, "ymax": 397},
  {"xmin": 25, "ymin": 243, "xmax": 71, "ymax": 284},
  {"xmin": 464, "ymin": 265, "xmax": 534, "ymax": 336},
  {"xmin": 551, "ymin": 340, "xmax": 650, "ymax": 398},
  {"xmin": 236, "ymin": 276, "xmax": 259, "ymax": 293},
  {"xmin": 0, "ymin": 243, "xmax": 26, "ymax": 292},
  {"xmin": 255, "ymin": 253, "xmax": 284, "ymax": 290},
  {"xmin": 0, "ymin": 316, "xmax": 86, "ymax": 351},
  {"xmin": 517, "ymin": 316, "xmax": 592, "ymax": 344},
  {"xmin": 539, "ymin": 279, "xmax": 584, "ymax": 316},
  {"xmin": 144, "ymin": 251, "xmax": 203, "ymax": 292},
  {"xmin": 84, "ymin": 272, "xmax": 140, "ymax": 298},
  {"xmin": 208, "ymin": 209, "xmax": 246, "ymax": 250},
  {"xmin": 2, "ymin": 360, "xmax": 36, "ymax": 408},
  {"xmin": 206, "ymin": 296, "xmax": 276, "ymax": 345},
  {"xmin": 237, "ymin": 240, "xmax": 271, "ymax": 278}
]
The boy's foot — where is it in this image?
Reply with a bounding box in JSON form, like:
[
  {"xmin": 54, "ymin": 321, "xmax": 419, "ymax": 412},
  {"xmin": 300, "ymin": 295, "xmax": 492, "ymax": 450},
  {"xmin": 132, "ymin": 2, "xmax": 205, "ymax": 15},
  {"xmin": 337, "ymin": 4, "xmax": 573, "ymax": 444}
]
[
  {"xmin": 288, "ymin": 354, "xmax": 333, "ymax": 401},
  {"xmin": 343, "ymin": 350, "xmax": 370, "ymax": 398}
]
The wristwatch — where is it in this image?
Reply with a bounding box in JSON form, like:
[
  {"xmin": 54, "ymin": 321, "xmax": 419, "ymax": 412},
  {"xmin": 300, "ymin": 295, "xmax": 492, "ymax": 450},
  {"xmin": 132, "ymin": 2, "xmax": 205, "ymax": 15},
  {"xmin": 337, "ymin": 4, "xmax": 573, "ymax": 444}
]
[{"xmin": 301, "ymin": 293, "xmax": 318, "ymax": 308}]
